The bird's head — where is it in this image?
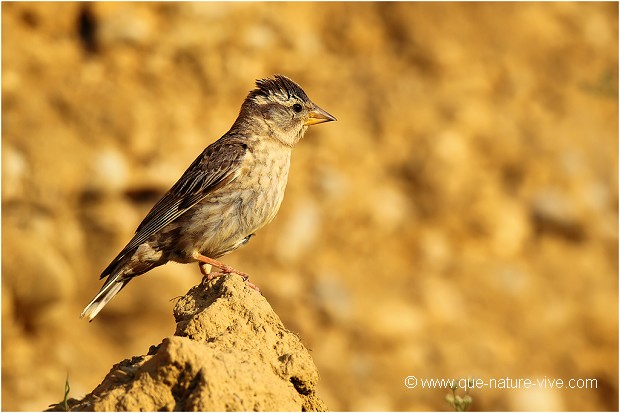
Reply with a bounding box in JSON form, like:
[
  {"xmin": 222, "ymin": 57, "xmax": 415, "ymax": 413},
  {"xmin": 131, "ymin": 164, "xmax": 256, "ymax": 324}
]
[{"xmin": 243, "ymin": 74, "xmax": 336, "ymax": 147}]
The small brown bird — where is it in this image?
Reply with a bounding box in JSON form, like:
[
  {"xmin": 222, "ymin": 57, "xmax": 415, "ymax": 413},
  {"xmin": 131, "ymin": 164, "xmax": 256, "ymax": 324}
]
[{"xmin": 81, "ymin": 75, "xmax": 335, "ymax": 321}]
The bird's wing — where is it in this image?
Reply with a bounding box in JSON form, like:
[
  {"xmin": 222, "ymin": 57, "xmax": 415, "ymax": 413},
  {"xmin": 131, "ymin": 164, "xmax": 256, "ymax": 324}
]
[{"xmin": 100, "ymin": 138, "xmax": 250, "ymax": 278}]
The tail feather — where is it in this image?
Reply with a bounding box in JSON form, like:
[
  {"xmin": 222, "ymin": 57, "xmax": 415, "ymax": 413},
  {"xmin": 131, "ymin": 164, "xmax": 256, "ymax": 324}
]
[
  {"xmin": 81, "ymin": 276, "xmax": 127, "ymax": 322},
  {"xmin": 83, "ymin": 249, "xmax": 165, "ymax": 321}
]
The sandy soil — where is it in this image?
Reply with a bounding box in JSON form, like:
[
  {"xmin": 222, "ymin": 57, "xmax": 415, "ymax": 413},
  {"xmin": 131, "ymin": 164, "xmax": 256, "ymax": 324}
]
[
  {"xmin": 47, "ymin": 275, "xmax": 326, "ymax": 411},
  {"xmin": 2, "ymin": 2, "xmax": 618, "ymax": 411}
]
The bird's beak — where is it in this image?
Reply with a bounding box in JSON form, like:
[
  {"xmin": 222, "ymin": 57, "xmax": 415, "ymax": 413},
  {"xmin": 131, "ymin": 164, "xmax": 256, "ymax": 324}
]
[{"xmin": 305, "ymin": 105, "xmax": 337, "ymax": 126}]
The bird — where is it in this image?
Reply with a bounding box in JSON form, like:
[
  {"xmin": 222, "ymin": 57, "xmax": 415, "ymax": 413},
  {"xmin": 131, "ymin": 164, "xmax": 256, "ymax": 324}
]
[{"xmin": 81, "ymin": 74, "xmax": 336, "ymax": 321}]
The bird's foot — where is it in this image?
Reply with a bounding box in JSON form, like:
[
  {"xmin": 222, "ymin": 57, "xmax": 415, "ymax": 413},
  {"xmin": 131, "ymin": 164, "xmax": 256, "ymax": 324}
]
[
  {"xmin": 197, "ymin": 256, "xmax": 260, "ymax": 292},
  {"xmin": 197, "ymin": 259, "xmax": 249, "ymax": 280}
]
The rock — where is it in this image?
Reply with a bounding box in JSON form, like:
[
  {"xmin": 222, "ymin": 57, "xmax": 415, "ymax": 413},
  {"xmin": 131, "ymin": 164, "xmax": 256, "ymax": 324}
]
[{"xmin": 49, "ymin": 275, "xmax": 326, "ymax": 412}]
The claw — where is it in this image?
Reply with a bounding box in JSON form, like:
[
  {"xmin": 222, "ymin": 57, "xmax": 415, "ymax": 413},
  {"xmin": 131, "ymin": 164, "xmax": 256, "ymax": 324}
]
[{"xmin": 194, "ymin": 253, "xmax": 259, "ymax": 292}]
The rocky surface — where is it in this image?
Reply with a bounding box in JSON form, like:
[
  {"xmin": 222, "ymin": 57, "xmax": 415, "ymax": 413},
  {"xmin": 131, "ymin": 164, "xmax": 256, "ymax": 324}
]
[
  {"xmin": 48, "ymin": 275, "xmax": 326, "ymax": 411},
  {"xmin": 2, "ymin": 2, "xmax": 618, "ymax": 411}
]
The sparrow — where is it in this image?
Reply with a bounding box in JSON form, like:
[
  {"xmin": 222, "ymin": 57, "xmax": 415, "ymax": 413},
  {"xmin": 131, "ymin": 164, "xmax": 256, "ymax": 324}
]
[{"xmin": 81, "ymin": 75, "xmax": 336, "ymax": 321}]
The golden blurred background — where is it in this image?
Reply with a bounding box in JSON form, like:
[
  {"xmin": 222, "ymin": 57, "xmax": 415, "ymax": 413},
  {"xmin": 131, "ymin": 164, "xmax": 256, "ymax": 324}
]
[{"xmin": 2, "ymin": 2, "xmax": 618, "ymax": 411}]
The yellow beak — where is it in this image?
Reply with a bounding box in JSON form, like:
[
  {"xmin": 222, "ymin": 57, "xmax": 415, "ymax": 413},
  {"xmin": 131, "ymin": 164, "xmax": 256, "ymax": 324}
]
[{"xmin": 305, "ymin": 105, "xmax": 337, "ymax": 126}]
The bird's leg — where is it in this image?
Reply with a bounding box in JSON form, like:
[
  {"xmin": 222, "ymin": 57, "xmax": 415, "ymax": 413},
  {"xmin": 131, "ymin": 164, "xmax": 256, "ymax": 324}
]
[
  {"xmin": 194, "ymin": 253, "xmax": 249, "ymax": 278},
  {"xmin": 194, "ymin": 253, "xmax": 260, "ymax": 292}
]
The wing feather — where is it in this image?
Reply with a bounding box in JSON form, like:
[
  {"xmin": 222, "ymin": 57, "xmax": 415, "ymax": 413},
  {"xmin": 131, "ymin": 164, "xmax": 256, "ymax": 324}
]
[{"xmin": 100, "ymin": 137, "xmax": 249, "ymax": 278}]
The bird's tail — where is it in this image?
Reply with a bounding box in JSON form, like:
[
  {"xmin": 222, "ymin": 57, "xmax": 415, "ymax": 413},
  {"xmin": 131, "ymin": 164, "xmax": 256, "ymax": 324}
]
[{"xmin": 80, "ymin": 274, "xmax": 128, "ymax": 322}]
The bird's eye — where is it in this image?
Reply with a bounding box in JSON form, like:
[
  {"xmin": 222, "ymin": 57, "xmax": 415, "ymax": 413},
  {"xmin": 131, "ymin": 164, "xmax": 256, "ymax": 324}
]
[{"xmin": 293, "ymin": 103, "xmax": 303, "ymax": 113}]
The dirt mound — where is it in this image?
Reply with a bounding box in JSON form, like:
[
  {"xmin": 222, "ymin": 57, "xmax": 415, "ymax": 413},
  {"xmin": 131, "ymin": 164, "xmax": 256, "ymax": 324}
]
[{"xmin": 48, "ymin": 275, "xmax": 326, "ymax": 411}]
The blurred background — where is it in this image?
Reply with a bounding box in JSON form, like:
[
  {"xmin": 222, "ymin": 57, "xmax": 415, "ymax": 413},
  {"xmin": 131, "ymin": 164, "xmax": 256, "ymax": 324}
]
[{"xmin": 2, "ymin": 2, "xmax": 618, "ymax": 411}]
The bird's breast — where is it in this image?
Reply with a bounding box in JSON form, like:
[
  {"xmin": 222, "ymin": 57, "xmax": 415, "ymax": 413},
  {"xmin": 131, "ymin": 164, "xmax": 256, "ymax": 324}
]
[
  {"xmin": 178, "ymin": 142, "xmax": 293, "ymax": 260},
  {"xmin": 239, "ymin": 143, "xmax": 292, "ymax": 231}
]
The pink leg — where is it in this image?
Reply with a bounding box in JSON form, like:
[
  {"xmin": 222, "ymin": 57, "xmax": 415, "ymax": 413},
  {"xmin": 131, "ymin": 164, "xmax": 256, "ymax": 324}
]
[
  {"xmin": 193, "ymin": 253, "xmax": 249, "ymax": 278},
  {"xmin": 194, "ymin": 253, "xmax": 260, "ymax": 292}
]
